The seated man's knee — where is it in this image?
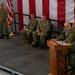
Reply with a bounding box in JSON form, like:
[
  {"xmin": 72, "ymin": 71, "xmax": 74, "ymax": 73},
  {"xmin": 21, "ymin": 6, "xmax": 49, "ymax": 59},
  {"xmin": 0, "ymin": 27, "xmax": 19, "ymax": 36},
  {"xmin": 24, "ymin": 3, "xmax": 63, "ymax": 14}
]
[
  {"xmin": 41, "ymin": 33, "xmax": 47, "ymax": 38},
  {"xmin": 26, "ymin": 31, "xmax": 30, "ymax": 36},
  {"xmin": 26, "ymin": 31, "xmax": 33, "ymax": 37},
  {"xmin": 33, "ymin": 31, "xmax": 37, "ymax": 36},
  {"xmin": 20, "ymin": 30, "xmax": 25, "ymax": 35},
  {"xmin": 20, "ymin": 30, "xmax": 22, "ymax": 34},
  {"xmin": 40, "ymin": 33, "xmax": 47, "ymax": 43}
]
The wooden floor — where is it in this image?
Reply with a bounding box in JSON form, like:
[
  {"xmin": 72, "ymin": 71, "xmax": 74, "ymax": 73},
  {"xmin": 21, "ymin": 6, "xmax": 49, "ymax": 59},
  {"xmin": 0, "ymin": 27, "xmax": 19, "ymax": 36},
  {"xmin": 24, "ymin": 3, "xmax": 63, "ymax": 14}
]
[{"xmin": 0, "ymin": 35, "xmax": 50, "ymax": 75}]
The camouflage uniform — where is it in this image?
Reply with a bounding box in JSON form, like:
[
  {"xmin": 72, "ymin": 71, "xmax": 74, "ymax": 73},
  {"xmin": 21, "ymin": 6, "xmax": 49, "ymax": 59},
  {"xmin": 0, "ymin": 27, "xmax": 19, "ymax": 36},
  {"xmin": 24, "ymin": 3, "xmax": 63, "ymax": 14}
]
[
  {"xmin": 68, "ymin": 26, "xmax": 75, "ymax": 73},
  {"xmin": 68, "ymin": 41, "xmax": 75, "ymax": 73},
  {"xmin": 71, "ymin": 25, "xmax": 75, "ymax": 33},
  {"xmin": 56, "ymin": 29, "xmax": 75, "ymax": 73},
  {"xmin": 56, "ymin": 29, "xmax": 75, "ymax": 43},
  {"xmin": 20, "ymin": 18, "xmax": 38, "ymax": 42},
  {"xmin": 0, "ymin": 8, "xmax": 8, "ymax": 37},
  {"xmin": 32, "ymin": 19, "xmax": 50, "ymax": 45}
]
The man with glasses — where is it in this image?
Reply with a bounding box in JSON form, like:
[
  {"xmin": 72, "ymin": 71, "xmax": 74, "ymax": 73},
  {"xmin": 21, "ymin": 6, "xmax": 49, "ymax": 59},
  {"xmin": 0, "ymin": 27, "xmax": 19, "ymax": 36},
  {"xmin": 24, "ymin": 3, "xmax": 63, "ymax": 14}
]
[
  {"xmin": 68, "ymin": 20, "xmax": 75, "ymax": 74},
  {"xmin": 56, "ymin": 22, "xmax": 75, "ymax": 43}
]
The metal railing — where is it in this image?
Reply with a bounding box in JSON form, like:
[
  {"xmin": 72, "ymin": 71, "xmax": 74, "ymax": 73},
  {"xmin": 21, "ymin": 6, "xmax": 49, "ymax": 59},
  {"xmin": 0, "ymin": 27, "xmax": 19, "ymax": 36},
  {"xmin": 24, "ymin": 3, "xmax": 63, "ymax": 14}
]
[{"xmin": 13, "ymin": 12, "xmax": 65, "ymax": 34}]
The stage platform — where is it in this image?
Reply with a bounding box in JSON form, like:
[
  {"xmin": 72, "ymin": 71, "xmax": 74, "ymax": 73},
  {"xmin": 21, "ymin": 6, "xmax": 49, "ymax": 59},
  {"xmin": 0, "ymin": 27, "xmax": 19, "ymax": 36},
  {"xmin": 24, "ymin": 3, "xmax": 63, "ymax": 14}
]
[{"xmin": 0, "ymin": 35, "xmax": 49, "ymax": 75}]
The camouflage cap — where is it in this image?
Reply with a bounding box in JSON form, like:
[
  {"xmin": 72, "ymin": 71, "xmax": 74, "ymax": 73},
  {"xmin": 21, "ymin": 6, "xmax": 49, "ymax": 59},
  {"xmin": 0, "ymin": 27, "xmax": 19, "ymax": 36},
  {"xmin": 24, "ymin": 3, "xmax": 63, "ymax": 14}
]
[{"xmin": 0, "ymin": 2, "xmax": 3, "ymax": 6}]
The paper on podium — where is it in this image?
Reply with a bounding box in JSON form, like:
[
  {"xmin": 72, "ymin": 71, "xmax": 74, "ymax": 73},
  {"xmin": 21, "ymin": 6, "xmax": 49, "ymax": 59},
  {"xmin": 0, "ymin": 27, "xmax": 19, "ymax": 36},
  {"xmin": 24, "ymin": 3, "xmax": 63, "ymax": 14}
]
[{"xmin": 54, "ymin": 39, "xmax": 71, "ymax": 46}]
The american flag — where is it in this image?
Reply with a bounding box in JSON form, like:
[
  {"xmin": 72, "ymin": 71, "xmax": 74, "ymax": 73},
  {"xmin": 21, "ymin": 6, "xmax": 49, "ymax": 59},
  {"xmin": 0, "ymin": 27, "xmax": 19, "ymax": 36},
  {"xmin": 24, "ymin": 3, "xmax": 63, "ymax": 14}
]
[
  {"xmin": 10, "ymin": 0, "xmax": 75, "ymax": 32},
  {"xmin": 7, "ymin": 0, "xmax": 14, "ymax": 26}
]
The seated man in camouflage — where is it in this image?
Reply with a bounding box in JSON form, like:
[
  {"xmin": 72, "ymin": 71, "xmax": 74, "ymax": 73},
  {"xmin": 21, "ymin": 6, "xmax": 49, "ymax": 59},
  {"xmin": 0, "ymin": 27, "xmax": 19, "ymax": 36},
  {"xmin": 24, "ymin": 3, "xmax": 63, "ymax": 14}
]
[
  {"xmin": 32, "ymin": 15, "xmax": 50, "ymax": 48},
  {"xmin": 56, "ymin": 22, "xmax": 75, "ymax": 43},
  {"xmin": 20, "ymin": 14, "xmax": 38, "ymax": 44}
]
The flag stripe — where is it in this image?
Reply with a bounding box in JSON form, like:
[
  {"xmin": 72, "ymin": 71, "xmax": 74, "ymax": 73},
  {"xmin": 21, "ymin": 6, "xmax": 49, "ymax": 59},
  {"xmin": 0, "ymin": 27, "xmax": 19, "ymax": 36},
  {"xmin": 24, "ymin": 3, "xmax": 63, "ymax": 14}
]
[
  {"xmin": 66, "ymin": 0, "xmax": 74, "ymax": 22},
  {"xmin": 29, "ymin": 0, "xmax": 36, "ymax": 15},
  {"xmin": 17, "ymin": 0, "xmax": 75, "ymax": 32},
  {"xmin": 35, "ymin": 0, "xmax": 42, "ymax": 17},
  {"xmin": 74, "ymin": 0, "xmax": 75, "ymax": 20},
  {"xmin": 22, "ymin": 0, "xmax": 29, "ymax": 29},
  {"xmin": 49, "ymin": 0, "xmax": 57, "ymax": 20},
  {"xmin": 7, "ymin": 0, "xmax": 14, "ymax": 26},
  {"xmin": 42, "ymin": 0, "xmax": 49, "ymax": 18},
  {"xmin": 49, "ymin": 0, "xmax": 58, "ymax": 31},
  {"xmin": 17, "ymin": 0, "xmax": 23, "ymax": 32},
  {"xmin": 57, "ymin": 0, "xmax": 65, "ymax": 26}
]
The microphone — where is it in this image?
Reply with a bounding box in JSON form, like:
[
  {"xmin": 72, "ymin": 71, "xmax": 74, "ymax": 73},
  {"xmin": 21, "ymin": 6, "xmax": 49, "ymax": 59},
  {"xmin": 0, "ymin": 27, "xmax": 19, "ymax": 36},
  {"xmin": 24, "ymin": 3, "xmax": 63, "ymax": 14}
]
[
  {"xmin": 61, "ymin": 28, "xmax": 66, "ymax": 41},
  {"xmin": 61, "ymin": 28, "xmax": 66, "ymax": 34}
]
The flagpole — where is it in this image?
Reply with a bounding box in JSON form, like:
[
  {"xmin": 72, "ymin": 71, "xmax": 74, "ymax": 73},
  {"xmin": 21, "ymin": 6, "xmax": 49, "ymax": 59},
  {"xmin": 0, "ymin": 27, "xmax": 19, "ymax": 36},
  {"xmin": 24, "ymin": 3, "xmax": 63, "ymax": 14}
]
[
  {"xmin": 7, "ymin": 0, "xmax": 15, "ymax": 36},
  {"xmin": 9, "ymin": 22, "xmax": 15, "ymax": 36}
]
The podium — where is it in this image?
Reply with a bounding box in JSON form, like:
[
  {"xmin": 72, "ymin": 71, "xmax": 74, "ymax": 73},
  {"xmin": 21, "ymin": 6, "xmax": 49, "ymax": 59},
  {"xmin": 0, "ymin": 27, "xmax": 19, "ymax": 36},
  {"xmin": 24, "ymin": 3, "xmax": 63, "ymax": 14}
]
[{"xmin": 47, "ymin": 39, "xmax": 71, "ymax": 75}]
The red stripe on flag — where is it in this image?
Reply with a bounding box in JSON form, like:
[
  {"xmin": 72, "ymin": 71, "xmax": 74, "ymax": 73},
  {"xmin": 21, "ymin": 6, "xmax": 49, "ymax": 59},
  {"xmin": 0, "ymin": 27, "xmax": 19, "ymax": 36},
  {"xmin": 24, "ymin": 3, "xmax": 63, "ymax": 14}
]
[
  {"xmin": 7, "ymin": 0, "xmax": 14, "ymax": 26},
  {"xmin": 17, "ymin": 0, "xmax": 23, "ymax": 32},
  {"xmin": 29, "ymin": 0, "xmax": 36, "ymax": 15},
  {"xmin": 74, "ymin": 0, "xmax": 75, "ymax": 20},
  {"xmin": 57, "ymin": 0, "xmax": 65, "ymax": 26},
  {"xmin": 42, "ymin": 0, "xmax": 49, "ymax": 18}
]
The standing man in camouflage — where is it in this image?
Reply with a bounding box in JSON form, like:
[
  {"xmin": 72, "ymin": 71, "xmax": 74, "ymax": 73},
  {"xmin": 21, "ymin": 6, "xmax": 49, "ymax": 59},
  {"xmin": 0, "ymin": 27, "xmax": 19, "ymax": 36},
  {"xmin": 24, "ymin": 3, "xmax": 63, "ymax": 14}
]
[
  {"xmin": 68, "ymin": 20, "xmax": 75, "ymax": 74},
  {"xmin": 20, "ymin": 14, "xmax": 38, "ymax": 44},
  {"xmin": 71, "ymin": 20, "xmax": 75, "ymax": 32},
  {"xmin": 72, "ymin": 20, "xmax": 75, "ymax": 27},
  {"xmin": 32, "ymin": 15, "xmax": 50, "ymax": 48},
  {"xmin": 56, "ymin": 22, "xmax": 75, "ymax": 74},
  {"xmin": 68, "ymin": 41, "xmax": 75, "ymax": 74},
  {"xmin": 56, "ymin": 22, "xmax": 75, "ymax": 43},
  {"xmin": 0, "ymin": 2, "xmax": 9, "ymax": 39}
]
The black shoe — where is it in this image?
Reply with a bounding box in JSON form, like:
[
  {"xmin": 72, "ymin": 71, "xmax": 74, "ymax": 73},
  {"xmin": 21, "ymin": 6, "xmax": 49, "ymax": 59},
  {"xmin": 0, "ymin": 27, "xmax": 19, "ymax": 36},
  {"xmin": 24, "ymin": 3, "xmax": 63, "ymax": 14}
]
[
  {"xmin": 4, "ymin": 34, "xmax": 9, "ymax": 39},
  {"xmin": 0, "ymin": 35, "xmax": 4, "ymax": 39},
  {"xmin": 39, "ymin": 44, "xmax": 45, "ymax": 49},
  {"xmin": 32, "ymin": 42, "xmax": 39, "ymax": 47},
  {"xmin": 6, "ymin": 35, "xmax": 9, "ymax": 39}
]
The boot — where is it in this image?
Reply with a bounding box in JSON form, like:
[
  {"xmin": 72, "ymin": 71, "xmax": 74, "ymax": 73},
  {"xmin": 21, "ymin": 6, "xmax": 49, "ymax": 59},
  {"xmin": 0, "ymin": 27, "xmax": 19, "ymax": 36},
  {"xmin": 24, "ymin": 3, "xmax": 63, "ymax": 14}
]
[
  {"xmin": 25, "ymin": 40, "xmax": 30, "ymax": 44},
  {"xmin": 4, "ymin": 34, "xmax": 9, "ymax": 39},
  {"xmin": 32, "ymin": 41, "xmax": 39, "ymax": 47},
  {"xmin": 0, "ymin": 34, "xmax": 4, "ymax": 39},
  {"xmin": 24, "ymin": 39, "xmax": 28, "ymax": 44},
  {"xmin": 39, "ymin": 44, "xmax": 45, "ymax": 49}
]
